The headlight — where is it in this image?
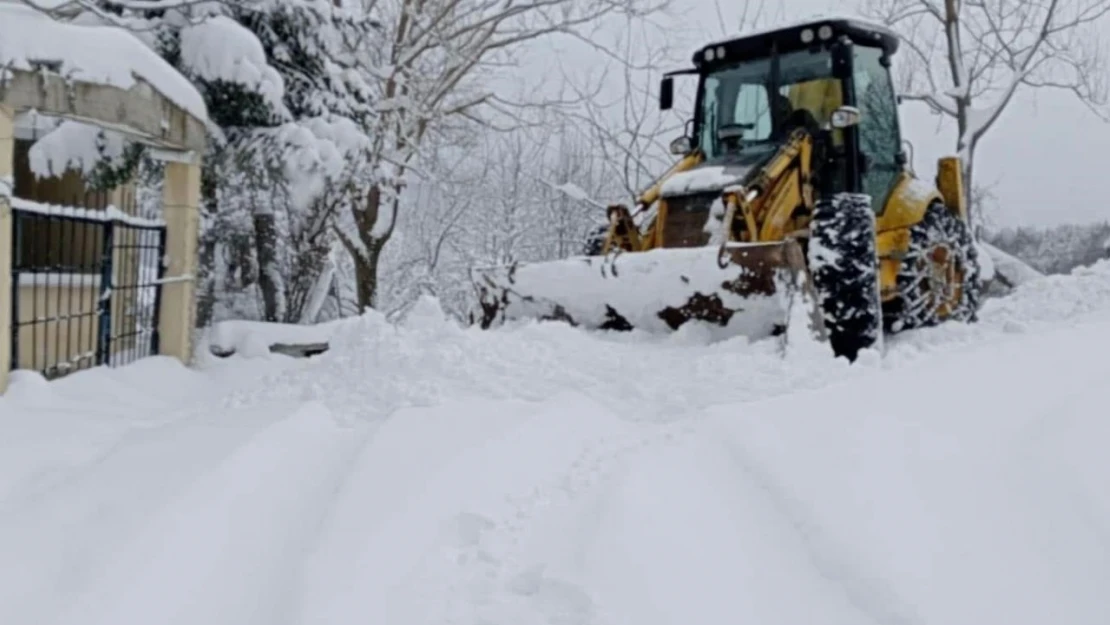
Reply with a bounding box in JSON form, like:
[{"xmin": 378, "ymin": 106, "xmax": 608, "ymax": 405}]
[
  {"xmin": 705, "ymin": 48, "xmax": 716, "ymax": 61},
  {"xmin": 716, "ymin": 46, "xmax": 726, "ymax": 59},
  {"xmin": 800, "ymin": 28, "xmax": 815, "ymax": 43},
  {"xmin": 818, "ymin": 25, "xmax": 833, "ymax": 40}
]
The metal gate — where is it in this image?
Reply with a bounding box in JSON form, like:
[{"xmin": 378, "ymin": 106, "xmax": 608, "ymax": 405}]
[{"xmin": 9, "ymin": 202, "xmax": 168, "ymax": 379}]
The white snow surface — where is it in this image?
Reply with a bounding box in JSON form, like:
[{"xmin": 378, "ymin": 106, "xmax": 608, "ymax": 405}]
[
  {"xmin": 3, "ymin": 266, "xmax": 1110, "ymax": 625},
  {"xmin": 204, "ymin": 318, "xmax": 347, "ymax": 358},
  {"xmin": 0, "ymin": 3, "xmax": 207, "ymax": 122},
  {"xmin": 474, "ymin": 244, "xmax": 789, "ymax": 339},
  {"xmin": 178, "ymin": 15, "xmax": 284, "ymax": 112},
  {"xmin": 981, "ymin": 240, "xmax": 1045, "ymax": 286},
  {"xmin": 658, "ymin": 165, "xmax": 742, "ymax": 196}
]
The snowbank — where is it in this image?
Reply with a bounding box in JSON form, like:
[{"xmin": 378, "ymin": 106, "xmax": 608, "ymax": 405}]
[
  {"xmin": 980, "ymin": 240, "xmax": 1044, "ymax": 287},
  {"xmin": 0, "ymin": 3, "xmax": 207, "ymax": 121},
  {"xmin": 203, "ymin": 318, "xmax": 347, "ymax": 359}
]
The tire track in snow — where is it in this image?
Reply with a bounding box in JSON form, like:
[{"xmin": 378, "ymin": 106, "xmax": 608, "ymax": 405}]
[
  {"xmin": 46, "ymin": 400, "xmax": 371, "ymax": 625},
  {"xmin": 717, "ymin": 426, "xmax": 926, "ymax": 625}
]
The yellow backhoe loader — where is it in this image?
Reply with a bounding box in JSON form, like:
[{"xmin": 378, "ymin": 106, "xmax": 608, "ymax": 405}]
[{"xmin": 469, "ymin": 18, "xmax": 981, "ymax": 361}]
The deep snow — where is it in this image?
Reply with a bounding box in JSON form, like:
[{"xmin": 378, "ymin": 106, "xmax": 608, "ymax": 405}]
[{"xmin": 2, "ymin": 261, "xmax": 1110, "ymax": 625}]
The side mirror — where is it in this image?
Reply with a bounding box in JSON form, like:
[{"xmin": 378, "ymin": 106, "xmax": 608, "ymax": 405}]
[
  {"xmin": 669, "ymin": 135, "xmax": 692, "ymax": 155},
  {"xmin": 830, "ymin": 105, "xmax": 861, "ymax": 129},
  {"xmin": 659, "ymin": 76, "xmax": 674, "ymax": 111}
]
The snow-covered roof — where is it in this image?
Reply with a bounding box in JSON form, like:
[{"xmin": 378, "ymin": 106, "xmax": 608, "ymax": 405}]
[{"xmin": 0, "ymin": 3, "xmax": 207, "ymax": 123}]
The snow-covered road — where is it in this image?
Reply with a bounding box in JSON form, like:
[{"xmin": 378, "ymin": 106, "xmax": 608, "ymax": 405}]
[{"xmin": 3, "ymin": 262, "xmax": 1110, "ymax": 625}]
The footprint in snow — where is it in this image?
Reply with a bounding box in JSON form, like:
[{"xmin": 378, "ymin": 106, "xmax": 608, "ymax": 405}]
[
  {"xmin": 446, "ymin": 511, "xmax": 496, "ymax": 548},
  {"xmin": 507, "ymin": 564, "xmax": 596, "ymax": 625}
]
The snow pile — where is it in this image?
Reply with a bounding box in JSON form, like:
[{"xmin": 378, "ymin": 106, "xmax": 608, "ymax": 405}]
[
  {"xmin": 474, "ymin": 244, "xmax": 790, "ymax": 339},
  {"xmin": 980, "ymin": 240, "xmax": 1043, "ymax": 286},
  {"xmin": 982, "ymin": 259, "xmax": 1110, "ymax": 326},
  {"xmin": 203, "ymin": 297, "xmax": 867, "ymax": 427},
  {"xmin": 975, "ymin": 239, "xmax": 996, "ymax": 281},
  {"xmin": 0, "ymin": 3, "xmax": 206, "ymax": 121},
  {"xmin": 203, "ymin": 318, "xmax": 347, "ymax": 359}
]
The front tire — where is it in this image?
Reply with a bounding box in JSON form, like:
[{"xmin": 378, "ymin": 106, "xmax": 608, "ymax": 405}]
[{"xmin": 807, "ymin": 192, "xmax": 883, "ymax": 362}]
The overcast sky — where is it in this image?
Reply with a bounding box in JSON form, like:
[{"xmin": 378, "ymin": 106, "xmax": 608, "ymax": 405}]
[{"xmin": 521, "ymin": 0, "xmax": 1110, "ymax": 229}]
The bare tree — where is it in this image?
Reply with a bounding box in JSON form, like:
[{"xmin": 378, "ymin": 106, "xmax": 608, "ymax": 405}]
[
  {"xmin": 862, "ymin": 0, "xmax": 1110, "ymax": 224},
  {"xmin": 558, "ymin": 15, "xmax": 685, "ymax": 203},
  {"xmin": 329, "ymin": 0, "xmax": 666, "ymax": 312}
]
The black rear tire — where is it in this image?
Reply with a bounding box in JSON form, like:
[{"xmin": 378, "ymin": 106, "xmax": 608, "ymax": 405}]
[
  {"xmin": 886, "ymin": 201, "xmax": 981, "ymax": 332},
  {"xmin": 807, "ymin": 192, "xmax": 883, "ymax": 362}
]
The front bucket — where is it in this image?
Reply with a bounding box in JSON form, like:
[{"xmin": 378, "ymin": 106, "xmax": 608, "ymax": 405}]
[{"xmin": 469, "ymin": 239, "xmax": 816, "ymax": 341}]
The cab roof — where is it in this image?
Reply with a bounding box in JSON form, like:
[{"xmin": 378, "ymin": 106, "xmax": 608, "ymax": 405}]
[{"xmin": 692, "ymin": 16, "xmax": 900, "ymax": 69}]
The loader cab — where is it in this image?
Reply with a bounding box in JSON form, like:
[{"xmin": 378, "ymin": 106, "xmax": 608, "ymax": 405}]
[{"xmin": 660, "ymin": 18, "xmax": 904, "ymax": 207}]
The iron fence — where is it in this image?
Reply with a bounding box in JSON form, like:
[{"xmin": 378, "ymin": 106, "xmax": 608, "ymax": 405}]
[{"xmin": 9, "ymin": 201, "xmax": 167, "ymax": 379}]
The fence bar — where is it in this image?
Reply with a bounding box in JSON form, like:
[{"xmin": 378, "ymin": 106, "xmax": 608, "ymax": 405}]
[
  {"xmin": 150, "ymin": 227, "xmax": 167, "ymax": 354},
  {"xmin": 8, "ymin": 211, "xmax": 19, "ymax": 373},
  {"xmin": 95, "ymin": 221, "xmax": 113, "ymax": 367}
]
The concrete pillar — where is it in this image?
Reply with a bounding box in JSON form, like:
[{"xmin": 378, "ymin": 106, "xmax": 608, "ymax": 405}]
[
  {"xmin": 0, "ymin": 105, "xmax": 13, "ymax": 394},
  {"xmin": 157, "ymin": 157, "xmax": 201, "ymax": 365}
]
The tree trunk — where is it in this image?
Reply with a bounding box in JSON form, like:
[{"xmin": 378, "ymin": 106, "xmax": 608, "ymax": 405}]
[
  {"xmin": 194, "ymin": 164, "xmax": 221, "ymax": 329},
  {"xmin": 345, "ymin": 182, "xmax": 398, "ymax": 313},
  {"xmin": 352, "ymin": 242, "xmax": 381, "ymax": 312},
  {"xmin": 253, "ymin": 212, "xmax": 283, "ymax": 321},
  {"xmin": 299, "ymin": 248, "xmax": 336, "ymax": 324},
  {"xmin": 962, "ymin": 142, "xmax": 978, "ymax": 235}
]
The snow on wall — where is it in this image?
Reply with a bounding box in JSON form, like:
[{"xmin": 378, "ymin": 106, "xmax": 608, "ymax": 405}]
[
  {"xmin": 26, "ymin": 120, "xmax": 127, "ymax": 178},
  {"xmin": 11, "ymin": 197, "xmax": 165, "ymax": 229},
  {"xmin": 0, "ymin": 3, "xmax": 207, "ymax": 122}
]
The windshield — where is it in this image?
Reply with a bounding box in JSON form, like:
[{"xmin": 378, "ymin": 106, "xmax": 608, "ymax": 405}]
[{"xmin": 698, "ymin": 48, "xmax": 841, "ymax": 160}]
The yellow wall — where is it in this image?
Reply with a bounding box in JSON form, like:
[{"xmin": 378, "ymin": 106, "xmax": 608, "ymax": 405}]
[{"xmin": 14, "ymin": 280, "xmax": 100, "ymax": 376}]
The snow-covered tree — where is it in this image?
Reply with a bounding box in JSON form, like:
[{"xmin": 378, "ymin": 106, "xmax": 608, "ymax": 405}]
[
  {"xmin": 862, "ymin": 0, "xmax": 1110, "ymax": 226},
  {"xmin": 328, "ymin": 0, "xmax": 665, "ymax": 311},
  {"xmin": 26, "ymin": 0, "xmax": 380, "ymax": 324},
  {"xmin": 986, "ymin": 220, "xmax": 1110, "ymax": 273}
]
